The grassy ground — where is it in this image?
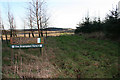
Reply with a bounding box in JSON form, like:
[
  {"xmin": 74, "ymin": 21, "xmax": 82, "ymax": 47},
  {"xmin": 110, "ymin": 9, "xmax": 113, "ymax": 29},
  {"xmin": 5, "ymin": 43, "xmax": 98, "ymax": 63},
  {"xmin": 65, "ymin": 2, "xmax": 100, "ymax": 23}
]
[
  {"xmin": 2, "ymin": 41, "xmax": 58, "ymax": 78},
  {"xmin": 45, "ymin": 35, "xmax": 119, "ymax": 78},
  {"xmin": 2, "ymin": 34, "xmax": 119, "ymax": 78}
]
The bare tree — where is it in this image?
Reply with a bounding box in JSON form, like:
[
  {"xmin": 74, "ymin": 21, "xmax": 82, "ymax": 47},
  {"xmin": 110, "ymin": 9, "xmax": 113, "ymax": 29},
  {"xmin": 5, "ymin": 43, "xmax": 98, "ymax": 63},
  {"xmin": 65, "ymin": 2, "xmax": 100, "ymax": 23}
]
[
  {"xmin": 0, "ymin": 10, "xmax": 8, "ymax": 42},
  {"xmin": 7, "ymin": 5, "xmax": 16, "ymax": 38},
  {"xmin": 2, "ymin": 22, "xmax": 8, "ymax": 42},
  {"xmin": 13, "ymin": 20, "xmax": 17, "ymax": 37},
  {"xmin": 28, "ymin": 0, "xmax": 49, "ymax": 37},
  {"xmin": 43, "ymin": 17, "xmax": 49, "ymax": 38},
  {"xmin": 28, "ymin": 5, "xmax": 34, "ymax": 37},
  {"xmin": 0, "ymin": 11, "xmax": 3, "ymax": 41}
]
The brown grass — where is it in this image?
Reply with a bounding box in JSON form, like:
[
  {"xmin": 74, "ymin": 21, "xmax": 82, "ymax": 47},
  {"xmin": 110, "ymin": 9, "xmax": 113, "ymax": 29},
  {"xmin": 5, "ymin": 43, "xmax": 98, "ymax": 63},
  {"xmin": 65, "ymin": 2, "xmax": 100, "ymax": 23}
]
[
  {"xmin": 82, "ymin": 32, "xmax": 105, "ymax": 40},
  {"xmin": 2, "ymin": 45, "xmax": 59, "ymax": 78}
]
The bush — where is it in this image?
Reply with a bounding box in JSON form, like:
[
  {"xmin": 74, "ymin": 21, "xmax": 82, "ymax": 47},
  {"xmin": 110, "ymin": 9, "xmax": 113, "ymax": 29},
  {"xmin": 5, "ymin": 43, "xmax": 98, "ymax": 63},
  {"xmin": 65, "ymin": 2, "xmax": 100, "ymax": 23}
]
[{"xmin": 75, "ymin": 17, "xmax": 103, "ymax": 34}]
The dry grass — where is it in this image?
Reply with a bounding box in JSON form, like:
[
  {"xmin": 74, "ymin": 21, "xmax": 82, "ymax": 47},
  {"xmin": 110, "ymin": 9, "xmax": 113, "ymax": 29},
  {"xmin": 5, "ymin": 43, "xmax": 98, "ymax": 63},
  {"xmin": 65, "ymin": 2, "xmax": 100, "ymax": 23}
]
[
  {"xmin": 1, "ymin": 31, "xmax": 74, "ymax": 40},
  {"xmin": 2, "ymin": 46, "xmax": 59, "ymax": 78},
  {"xmin": 82, "ymin": 32, "xmax": 105, "ymax": 40}
]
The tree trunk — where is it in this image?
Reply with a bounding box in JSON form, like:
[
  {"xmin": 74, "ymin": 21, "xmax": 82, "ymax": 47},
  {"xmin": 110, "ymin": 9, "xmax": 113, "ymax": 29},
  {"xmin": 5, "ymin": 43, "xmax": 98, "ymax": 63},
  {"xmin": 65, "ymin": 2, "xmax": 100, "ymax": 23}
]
[
  {"xmin": 5, "ymin": 31, "xmax": 8, "ymax": 44},
  {"xmin": 5, "ymin": 34, "xmax": 8, "ymax": 43},
  {"xmin": 10, "ymin": 29, "xmax": 12, "ymax": 37},
  {"xmin": 24, "ymin": 33, "xmax": 26, "ymax": 37},
  {"xmin": 36, "ymin": 1, "xmax": 40, "ymax": 37},
  {"xmin": 32, "ymin": 32, "xmax": 34, "ymax": 37},
  {"xmin": 29, "ymin": 33, "xmax": 30, "ymax": 37},
  {"xmin": 39, "ymin": 32, "xmax": 40, "ymax": 37},
  {"xmin": 41, "ymin": 30, "xmax": 43, "ymax": 37},
  {"xmin": 24, "ymin": 29, "xmax": 26, "ymax": 37},
  {"xmin": 46, "ymin": 30, "xmax": 47, "ymax": 38},
  {"xmin": 31, "ymin": 30, "xmax": 34, "ymax": 37},
  {"xmin": 15, "ymin": 34, "xmax": 17, "ymax": 37}
]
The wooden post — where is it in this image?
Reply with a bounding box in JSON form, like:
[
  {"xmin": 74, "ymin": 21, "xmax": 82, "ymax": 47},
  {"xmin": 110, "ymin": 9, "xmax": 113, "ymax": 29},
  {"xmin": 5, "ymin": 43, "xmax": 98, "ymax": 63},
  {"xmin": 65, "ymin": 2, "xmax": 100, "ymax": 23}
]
[
  {"xmin": 40, "ymin": 48, "xmax": 42, "ymax": 56},
  {"xmin": 40, "ymin": 47, "xmax": 43, "ymax": 56},
  {"xmin": 42, "ymin": 47, "xmax": 43, "ymax": 56},
  {"xmin": 5, "ymin": 33, "xmax": 8, "ymax": 44},
  {"xmin": 11, "ymin": 48, "xmax": 14, "ymax": 65}
]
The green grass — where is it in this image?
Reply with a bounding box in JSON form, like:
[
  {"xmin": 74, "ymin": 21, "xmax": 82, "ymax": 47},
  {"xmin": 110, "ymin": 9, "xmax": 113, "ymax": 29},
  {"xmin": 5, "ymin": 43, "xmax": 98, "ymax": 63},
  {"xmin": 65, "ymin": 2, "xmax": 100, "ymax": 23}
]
[
  {"xmin": 45, "ymin": 35, "xmax": 119, "ymax": 78},
  {"xmin": 2, "ymin": 35, "xmax": 119, "ymax": 78}
]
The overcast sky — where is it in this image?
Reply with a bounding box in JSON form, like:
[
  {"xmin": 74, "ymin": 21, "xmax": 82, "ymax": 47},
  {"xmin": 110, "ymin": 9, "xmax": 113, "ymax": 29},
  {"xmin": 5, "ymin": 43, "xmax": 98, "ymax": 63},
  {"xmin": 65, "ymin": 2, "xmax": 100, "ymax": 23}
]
[{"xmin": 0, "ymin": 0, "xmax": 120, "ymax": 29}]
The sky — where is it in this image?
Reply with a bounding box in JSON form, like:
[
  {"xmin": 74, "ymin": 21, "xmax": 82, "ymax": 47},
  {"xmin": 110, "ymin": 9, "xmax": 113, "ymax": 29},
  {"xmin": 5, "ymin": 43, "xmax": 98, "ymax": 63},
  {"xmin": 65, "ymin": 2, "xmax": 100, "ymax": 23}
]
[{"xmin": 0, "ymin": 0, "xmax": 120, "ymax": 29}]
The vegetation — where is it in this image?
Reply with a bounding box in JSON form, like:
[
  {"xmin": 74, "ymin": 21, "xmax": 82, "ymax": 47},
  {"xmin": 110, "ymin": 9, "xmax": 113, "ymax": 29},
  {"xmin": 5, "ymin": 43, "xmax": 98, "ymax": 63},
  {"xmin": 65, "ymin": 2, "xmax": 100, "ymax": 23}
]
[
  {"xmin": 2, "ymin": 41, "xmax": 57, "ymax": 78},
  {"xmin": 75, "ymin": 17, "xmax": 103, "ymax": 33},
  {"xmin": 2, "ymin": 35, "xmax": 119, "ymax": 78},
  {"xmin": 27, "ymin": 0, "xmax": 49, "ymax": 37},
  {"xmin": 75, "ymin": 6, "xmax": 120, "ymax": 39},
  {"xmin": 45, "ymin": 35, "xmax": 119, "ymax": 78},
  {"xmin": 103, "ymin": 6, "xmax": 120, "ymax": 39},
  {"xmin": 1, "ymin": 1, "xmax": 120, "ymax": 79}
]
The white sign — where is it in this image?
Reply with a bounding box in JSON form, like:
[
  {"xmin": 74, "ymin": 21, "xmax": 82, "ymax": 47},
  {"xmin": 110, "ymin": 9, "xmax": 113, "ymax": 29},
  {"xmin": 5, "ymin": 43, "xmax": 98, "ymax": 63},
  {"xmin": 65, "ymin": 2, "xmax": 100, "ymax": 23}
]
[
  {"xmin": 11, "ymin": 44, "xmax": 43, "ymax": 48},
  {"xmin": 37, "ymin": 38, "xmax": 41, "ymax": 43}
]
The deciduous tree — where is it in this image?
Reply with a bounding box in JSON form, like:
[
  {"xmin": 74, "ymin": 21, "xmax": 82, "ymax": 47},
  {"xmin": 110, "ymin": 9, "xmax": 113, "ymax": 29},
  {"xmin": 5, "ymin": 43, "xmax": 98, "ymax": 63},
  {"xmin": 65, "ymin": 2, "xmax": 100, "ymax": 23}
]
[
  {"xmin": 7, "ymin": 5, "xmax": 16, "ymax": 37},
  {"xmin": 28, "ymin": 0, "xmax": 49, "ymax": 37}
]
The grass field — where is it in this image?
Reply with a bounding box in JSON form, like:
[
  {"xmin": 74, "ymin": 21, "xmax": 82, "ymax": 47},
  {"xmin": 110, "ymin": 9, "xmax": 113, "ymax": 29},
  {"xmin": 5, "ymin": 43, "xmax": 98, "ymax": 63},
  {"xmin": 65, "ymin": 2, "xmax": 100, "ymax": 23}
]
[
  {"xmin": 45, "ymin": 35, "xmax": 119, "ymax": 78},
  {"xmin": 2, "ymin": 34, "xmax": 119, "ymax": 78}
]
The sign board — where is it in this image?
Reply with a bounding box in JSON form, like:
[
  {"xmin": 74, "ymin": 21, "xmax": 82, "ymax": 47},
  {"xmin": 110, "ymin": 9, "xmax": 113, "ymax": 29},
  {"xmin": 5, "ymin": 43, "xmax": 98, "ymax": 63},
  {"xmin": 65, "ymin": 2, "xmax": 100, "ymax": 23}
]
[
  {"xmin": 11, "ymin": 44, "xmax": 43, "ymax": 48},
  {"xmin": 10, "ymin": 37, "xmax": 44, "ymax": 45},
  {"xmin": 10, "ymin": 37, "xmax": 44, "ymax": 48}
]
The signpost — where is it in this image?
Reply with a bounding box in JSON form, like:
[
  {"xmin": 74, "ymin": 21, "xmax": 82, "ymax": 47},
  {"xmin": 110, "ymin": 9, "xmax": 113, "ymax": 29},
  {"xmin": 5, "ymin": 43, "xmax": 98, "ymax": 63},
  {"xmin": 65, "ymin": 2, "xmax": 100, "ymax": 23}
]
[
  {"xmin": 11, "ymin": 44, "xmax": 43, "ymax": 48},
  {"xmin": 10, "ymin": 37, "xmax": 44, "ymax": 58},
  {"xmin": 10, "ymin": 37, "xmax": 43, "ymax": 48},
  {"xmin": 10, "ymin": 37, "xmax": 44, "ymax": 45}
]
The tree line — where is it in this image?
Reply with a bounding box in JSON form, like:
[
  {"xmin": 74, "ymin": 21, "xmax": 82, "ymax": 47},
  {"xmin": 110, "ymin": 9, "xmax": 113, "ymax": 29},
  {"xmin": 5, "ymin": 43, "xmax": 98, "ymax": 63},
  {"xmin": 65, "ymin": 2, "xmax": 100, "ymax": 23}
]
[{"xmin": 75, "ymin": 6, "xmax": 120, "ymax": 39}]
